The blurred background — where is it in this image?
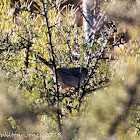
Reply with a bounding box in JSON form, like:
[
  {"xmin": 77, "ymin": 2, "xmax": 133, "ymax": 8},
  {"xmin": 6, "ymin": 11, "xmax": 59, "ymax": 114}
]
[{"xmin": 0, "ymin": 0, "xmax": 140, "ymax": 140}]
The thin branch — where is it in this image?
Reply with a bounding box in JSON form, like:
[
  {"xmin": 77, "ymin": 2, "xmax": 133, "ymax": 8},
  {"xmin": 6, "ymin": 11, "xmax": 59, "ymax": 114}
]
[
  {"xmin": 16, "ymin": 70, "xmax": 30, "ymax": 90},
  {"xmin": 85, "ymin": 83, "xmax": 110, "ymax": 94},
  {"xmin": 40, "ymin": 0, "xmax": 62, "ymax": 132}
]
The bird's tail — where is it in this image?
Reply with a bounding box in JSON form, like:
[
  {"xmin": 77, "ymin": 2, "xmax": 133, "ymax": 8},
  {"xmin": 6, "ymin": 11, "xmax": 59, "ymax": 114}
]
[{"xmin": 36, "ymin": 54, "xmax": 53, "ymax": 71}]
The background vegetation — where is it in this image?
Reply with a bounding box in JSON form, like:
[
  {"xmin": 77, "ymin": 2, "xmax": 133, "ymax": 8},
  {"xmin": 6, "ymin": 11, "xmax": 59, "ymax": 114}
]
[{"xmin": 0, "ymin": 0, "xmax": 140, "ymax": 140}]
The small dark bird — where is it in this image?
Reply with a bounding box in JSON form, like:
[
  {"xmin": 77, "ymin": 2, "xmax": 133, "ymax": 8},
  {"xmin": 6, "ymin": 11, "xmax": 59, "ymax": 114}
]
[{"xmin": 37, "ymin": 55, "xmax": 88, "ymax": 88}]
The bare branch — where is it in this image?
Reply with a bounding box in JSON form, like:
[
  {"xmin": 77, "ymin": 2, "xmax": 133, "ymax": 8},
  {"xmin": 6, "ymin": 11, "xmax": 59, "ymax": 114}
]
[{"xmin": 40, "ymin": 0, "xmax": 62, "ymax": 132}]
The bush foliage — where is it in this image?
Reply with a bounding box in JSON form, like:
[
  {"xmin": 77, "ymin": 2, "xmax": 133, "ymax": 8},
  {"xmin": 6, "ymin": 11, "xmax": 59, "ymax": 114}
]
[{"xmin": 0, "ymin": 0, "xmax": 140, "ymax": 140}]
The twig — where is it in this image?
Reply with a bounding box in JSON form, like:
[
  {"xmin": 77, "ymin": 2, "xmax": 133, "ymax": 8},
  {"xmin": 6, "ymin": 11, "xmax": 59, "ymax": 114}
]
[
  {"xmin": 85, "ymin": 83, "xmax": 110, "ymax": 94},
  {"xmin": 16, "ymin": 70, "xmax": 30, "ymax": 90},
  {"xmin": 25, "ymin": 38, "xmax": 31, "ymax": 69}
]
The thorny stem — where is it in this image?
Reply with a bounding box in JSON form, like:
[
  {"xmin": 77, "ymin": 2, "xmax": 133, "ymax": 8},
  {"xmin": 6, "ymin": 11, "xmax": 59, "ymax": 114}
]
[{"xmin": 40, "ymin": 0, "xmax": 62, "ymax": 132}]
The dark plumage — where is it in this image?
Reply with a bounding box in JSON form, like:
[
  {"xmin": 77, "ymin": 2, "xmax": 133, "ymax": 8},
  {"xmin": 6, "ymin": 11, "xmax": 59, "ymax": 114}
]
[{"xmin": 37, "ymin": 55, "xmax": 88, "ymax": 88}]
